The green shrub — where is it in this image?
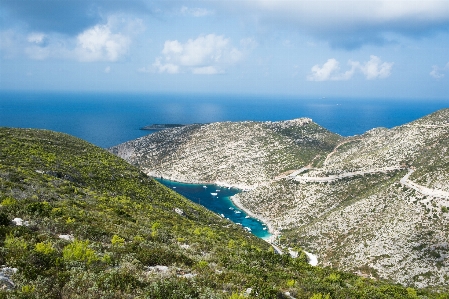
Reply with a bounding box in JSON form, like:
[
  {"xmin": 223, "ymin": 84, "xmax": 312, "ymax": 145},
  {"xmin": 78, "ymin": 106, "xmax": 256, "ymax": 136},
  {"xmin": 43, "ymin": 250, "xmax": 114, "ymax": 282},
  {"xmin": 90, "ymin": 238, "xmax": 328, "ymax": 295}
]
[
  {"xmin": 310, "ymin": 293, "xmax": 330, "ymax": 299},
  {"xmin": 5, "ymin": 234, "xmax": 28, "ymax": 251},
  {"xmin": 1, "ymin": 197, "xmax": 16, "ymax": 206},
  {"xmin": 229, "ymin": 292, "xmax": 245, "ymax": 299},
  {"xmin": 62, "ymin": 239, "xmax": 98, "ymax": 265},
  {"xmin": 111, "ymin": 234, "xmax": 125, "ymax": 247},
  {"xmin": 35, "ymin": 241, "xmax": 55, "ymax": 255}
]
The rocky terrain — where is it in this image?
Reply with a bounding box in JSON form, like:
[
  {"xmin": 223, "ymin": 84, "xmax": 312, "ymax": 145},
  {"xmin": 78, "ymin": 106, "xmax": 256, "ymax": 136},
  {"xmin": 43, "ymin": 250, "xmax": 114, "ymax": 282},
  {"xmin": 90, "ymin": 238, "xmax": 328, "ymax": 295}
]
[
  {"xmin": 110, "ymin": 109, "xmax": 449, "ymax": 290},
  {"xmin": 110, "ymin": 118, "xmax": 342, "ymax": 190},
  {"xmin": 3, "ymin": 128, "xmax": 439, "ymax": 298}
]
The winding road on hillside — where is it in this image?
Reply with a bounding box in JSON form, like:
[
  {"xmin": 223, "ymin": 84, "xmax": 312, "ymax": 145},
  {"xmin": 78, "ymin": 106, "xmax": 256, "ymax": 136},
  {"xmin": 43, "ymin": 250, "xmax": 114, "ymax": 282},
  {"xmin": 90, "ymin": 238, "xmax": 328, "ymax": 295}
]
[
  {"xmin": 323, "ymin": 138, "xmax": 362, "ymax": 165},
  {"xmin": 400, "ymin": 169, "xmax": 449, "ymax": 199},
  {"xmin": 293, "ymin": 166, "xmax": 404, "ymax": 183}
]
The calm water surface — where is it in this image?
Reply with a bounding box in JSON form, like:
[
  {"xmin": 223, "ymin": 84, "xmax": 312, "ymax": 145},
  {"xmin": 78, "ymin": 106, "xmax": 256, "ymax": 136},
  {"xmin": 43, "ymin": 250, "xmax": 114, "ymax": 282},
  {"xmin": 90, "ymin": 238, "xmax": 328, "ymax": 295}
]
[
  {"xmin": 155, "ymin": 178, "xmax": 271, "ymax": 239},
  {"xmin": 1, "ymin": 91, "xmax": 448, "ymax": 148}
]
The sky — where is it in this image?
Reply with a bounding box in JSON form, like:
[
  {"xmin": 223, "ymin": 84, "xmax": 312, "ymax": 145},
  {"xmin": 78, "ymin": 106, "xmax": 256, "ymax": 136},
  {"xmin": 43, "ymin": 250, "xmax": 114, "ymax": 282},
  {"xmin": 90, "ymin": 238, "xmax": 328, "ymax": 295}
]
[{"xmin": 0, "ymin": 0, "xmax": 449, "ymax": 99}]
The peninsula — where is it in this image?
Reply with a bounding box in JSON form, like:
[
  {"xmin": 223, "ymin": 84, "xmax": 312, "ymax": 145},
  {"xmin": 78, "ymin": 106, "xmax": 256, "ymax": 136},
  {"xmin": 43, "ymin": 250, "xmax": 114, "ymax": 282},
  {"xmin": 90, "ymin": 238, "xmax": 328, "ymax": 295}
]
[{"xmin": 140, "ymin": 123, "xmax": 185, "ymax": 130}]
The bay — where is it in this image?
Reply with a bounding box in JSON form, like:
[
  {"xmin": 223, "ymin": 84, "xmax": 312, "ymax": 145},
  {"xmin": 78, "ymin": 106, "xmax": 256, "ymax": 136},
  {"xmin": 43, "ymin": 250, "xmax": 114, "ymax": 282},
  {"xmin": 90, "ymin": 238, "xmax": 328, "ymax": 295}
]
[{"xmin": 155, "ymin": 178, "xmax": 271, "ymax": 239}]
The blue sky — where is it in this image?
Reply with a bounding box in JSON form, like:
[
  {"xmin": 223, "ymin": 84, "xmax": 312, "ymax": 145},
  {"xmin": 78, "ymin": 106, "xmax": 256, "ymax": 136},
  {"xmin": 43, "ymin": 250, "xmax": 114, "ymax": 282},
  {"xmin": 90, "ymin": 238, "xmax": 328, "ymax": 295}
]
[{"xmin": 1, "ymin": 0, "xmax": 449, "ymax": 99}]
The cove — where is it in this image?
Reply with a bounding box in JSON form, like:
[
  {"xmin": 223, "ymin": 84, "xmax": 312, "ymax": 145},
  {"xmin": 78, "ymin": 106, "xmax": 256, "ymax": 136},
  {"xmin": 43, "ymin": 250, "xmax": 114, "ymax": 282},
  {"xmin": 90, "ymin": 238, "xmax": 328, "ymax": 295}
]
[{"xmin": 155, "ymin": 178, "xmax": 271, "ymax": 239}]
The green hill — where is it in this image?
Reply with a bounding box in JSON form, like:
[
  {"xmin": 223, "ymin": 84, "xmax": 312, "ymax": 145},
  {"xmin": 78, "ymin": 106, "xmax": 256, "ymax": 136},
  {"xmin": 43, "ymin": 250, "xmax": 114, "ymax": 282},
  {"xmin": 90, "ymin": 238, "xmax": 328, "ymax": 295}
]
[{"xmin": 0, "ymin": 127, "xmax": 447, "ymax": 298}]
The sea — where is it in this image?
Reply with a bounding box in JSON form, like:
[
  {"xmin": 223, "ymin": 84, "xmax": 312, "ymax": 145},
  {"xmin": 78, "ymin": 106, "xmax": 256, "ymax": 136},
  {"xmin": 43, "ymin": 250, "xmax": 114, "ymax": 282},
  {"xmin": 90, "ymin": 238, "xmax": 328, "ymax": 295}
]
[
  {"xmin": 1, "ymin": 91, "xmax": 448, "ymax": 238},
  {"xmin": 155, "ymin": 178, "xmax": 270, "ymax": 238}
]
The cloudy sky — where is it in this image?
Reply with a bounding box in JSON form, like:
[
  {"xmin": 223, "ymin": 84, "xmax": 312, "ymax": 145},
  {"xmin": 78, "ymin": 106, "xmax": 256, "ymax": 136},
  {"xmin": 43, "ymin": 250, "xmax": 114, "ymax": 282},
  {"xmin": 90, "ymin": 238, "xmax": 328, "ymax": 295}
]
[{"xmin": 1, "ymin": 0, "xmax": 448, "ymax": 98}]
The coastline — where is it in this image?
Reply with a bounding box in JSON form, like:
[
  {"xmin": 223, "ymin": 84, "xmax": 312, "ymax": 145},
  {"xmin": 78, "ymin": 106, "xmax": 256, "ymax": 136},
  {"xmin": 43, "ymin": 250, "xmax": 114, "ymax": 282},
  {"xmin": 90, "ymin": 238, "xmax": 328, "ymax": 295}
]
[
  {"xmin": 229, "ymin": 194, "xmax": 280, "ymax": 244},
  {"xmin": 146, "ymin": 170, "xmax": 256, "ymax": 191},
  {"xmin": 150, "ymin": 173, "xmax": 279, "ymax": 242}
]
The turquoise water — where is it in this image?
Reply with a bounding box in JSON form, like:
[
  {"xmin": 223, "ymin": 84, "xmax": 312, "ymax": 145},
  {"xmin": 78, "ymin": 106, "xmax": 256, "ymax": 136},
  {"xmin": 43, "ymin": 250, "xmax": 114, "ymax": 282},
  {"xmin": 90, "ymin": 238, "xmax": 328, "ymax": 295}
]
[{"xmin": 155, "ymin": 178, "xmax": 271, "ymax": 239}]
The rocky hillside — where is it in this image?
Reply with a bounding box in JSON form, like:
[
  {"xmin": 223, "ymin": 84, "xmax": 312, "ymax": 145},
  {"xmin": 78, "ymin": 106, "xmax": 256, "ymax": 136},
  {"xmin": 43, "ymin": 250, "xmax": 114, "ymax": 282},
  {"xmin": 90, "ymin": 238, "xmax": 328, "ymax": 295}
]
[
  {"xmin": 2, "ymin": 127, "xmax": 438, "ymax": 298},
  {"xmin": 110, "ymin": 118, "xmax": 342, "ymax": 189},
  {"xmin": 110, "ymin": 109, "xmax": 449, "ymax": 290}
]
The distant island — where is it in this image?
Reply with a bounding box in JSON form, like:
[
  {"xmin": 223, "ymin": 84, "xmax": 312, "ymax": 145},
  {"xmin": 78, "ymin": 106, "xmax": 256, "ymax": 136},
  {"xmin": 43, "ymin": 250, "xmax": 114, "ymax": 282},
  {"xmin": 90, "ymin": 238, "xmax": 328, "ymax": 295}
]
[{"xmin": 140, "ymin": 124, "xmax": 185, "ymax": 130}]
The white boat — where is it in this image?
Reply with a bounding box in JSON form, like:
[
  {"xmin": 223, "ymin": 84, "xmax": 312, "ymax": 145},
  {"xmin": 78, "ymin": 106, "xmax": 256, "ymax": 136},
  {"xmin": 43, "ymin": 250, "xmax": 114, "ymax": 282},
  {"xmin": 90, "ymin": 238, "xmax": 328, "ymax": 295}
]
[
  {"xmin": 245, "ymin": 216, "xmax": 250, "ymax": 218},
  {"xmin": 211, "ymin": 192, "xmax": 218, "ymax": 196},
  {"xmin": 203, "ymin": 186, "xmax": 207, "ymax": 188},
  {"xmin": 244, "ymin": 227, "xmax": 252, "ymax": 232},
  {"xmin": 229, "ymin": 207, "xmax": 234, "ymax": 210},
  {"xmin": 235, "ymin": 210, "xmax": 241, "ymax": 214},
  {"xmin": 220, "ymin": 214, "xmax": 225, "ymax": 218},
  {"xmin": 263, "ymin": 227, "xmax": 267, "ymax": 230}
]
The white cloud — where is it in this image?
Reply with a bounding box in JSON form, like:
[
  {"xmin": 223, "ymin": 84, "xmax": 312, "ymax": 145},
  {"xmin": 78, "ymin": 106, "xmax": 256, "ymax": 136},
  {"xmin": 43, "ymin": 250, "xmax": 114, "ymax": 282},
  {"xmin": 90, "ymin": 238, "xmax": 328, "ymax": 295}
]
[
  {"xmin": 24, "ymin": 32, "xmax": 68, "ymax": 60},
  {"xmin": 27, "ymin": 33, "xmax": 47, "ymax": 45},
  {"xmin": 18, "ymin": 15, "xmax": 143, "ymax": 62},
  {"xmin": 153, "ymin": 58, "xmax": 180, "ymax": 74},
  {"xmin": 153, "ymin": 34, "xmax": 246, "ymax": 74},
  {"xmin": 180, "ymin": 6, "xmax": 214, "ymax": 17},
  {"xmin": 226, "ymin": 0, "xmax": 449, "ymax": 48},
  {"xmin": 75, "ymin": 24, "xmax": 130, "ymax": 62},
  {"xmin": 307, "ymin": 59, "xmax": 356, "ymax": 81},
  {"xmin": 356, "ymin": 55, "xmax": 393, "ymax": 79},
  {"xmin": 430, "ymin": 63, "xmax": 449, "ymax": 79},
  {"xmin": 192, "ymin": 66, "xmax": 222, "ymax": 75},
  {"xmin": 104, "ymin": 66, "xmax": 111, "ymax": 73},
  {"xmin": 308, "ymin": 56, "xmax": 393, "ymax": 81}
]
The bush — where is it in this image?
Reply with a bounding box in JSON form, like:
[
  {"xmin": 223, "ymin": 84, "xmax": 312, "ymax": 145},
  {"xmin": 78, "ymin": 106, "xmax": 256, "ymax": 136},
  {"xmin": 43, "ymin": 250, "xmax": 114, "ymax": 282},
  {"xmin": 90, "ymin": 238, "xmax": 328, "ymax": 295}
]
[
  {"xmin": 35, "ymin": 241, "xmax": 55, "ymax": 255},
  {"xmin": 62, "ymin": 239, "xmax": 98, "ymax": 265},
  {"xmin": 111, "ymin": 234, "xmax": 125, "ymax": 247}
]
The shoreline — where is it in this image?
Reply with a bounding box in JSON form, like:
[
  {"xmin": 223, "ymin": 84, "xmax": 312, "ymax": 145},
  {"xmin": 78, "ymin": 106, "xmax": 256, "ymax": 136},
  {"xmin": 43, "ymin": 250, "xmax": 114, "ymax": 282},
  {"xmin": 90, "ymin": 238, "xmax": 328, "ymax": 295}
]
[
  {"xmin": 229, "ymin": 194, "xmax": 280, "ymax": 244},
  {"xmin": 147, "ymin": 170, "xmax": 256, "ymax": 191},
  {"xmin": 151, "ymin": 173, "xmax": 280, "ymax": 243}
]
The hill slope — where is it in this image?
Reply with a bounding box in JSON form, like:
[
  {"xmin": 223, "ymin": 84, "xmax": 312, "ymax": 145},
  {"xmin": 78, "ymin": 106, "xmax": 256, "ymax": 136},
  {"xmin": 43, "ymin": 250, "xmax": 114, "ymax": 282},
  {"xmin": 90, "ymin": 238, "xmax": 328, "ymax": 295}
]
[
  {"xmin": 110, "ymin": 110, "xmax": 449, "ymax": 290},
  {"xmin": 110, "ymin": 118, "xmax": 342, "ymax": 189},
  {"xmin": 1, "ymin": 127, "xmax": 439, "ymax": 298}
]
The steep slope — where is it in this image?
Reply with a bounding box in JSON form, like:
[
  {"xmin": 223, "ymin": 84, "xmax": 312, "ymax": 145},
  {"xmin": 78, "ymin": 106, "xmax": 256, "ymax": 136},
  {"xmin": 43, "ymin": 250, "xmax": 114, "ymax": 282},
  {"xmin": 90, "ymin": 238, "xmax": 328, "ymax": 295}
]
[
  {"xmin": 110, "ymin": 118, "xmax": 342, "ymax": 189},
  {"xmin": 1, "ymin": 128, "xmax": 436, "ymax": 298},
  {"xmin": 236, "ymin": 109, "xmax": 449, "ymax": 289},
  {"xmin": 317, "ymin": 109, "xmax": 449, "ymax": 174},
  {"xmin": 110, "ymin": 109, "xmax": 449, "ymax": 290}
]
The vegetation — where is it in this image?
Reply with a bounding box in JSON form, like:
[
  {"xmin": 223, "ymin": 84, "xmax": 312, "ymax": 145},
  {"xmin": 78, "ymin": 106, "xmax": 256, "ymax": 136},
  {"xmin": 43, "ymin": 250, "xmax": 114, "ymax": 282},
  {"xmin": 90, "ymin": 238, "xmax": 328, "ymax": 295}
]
[{"xmin": 0, "ymin": 127, "xmax": 448, "ymax": 298}]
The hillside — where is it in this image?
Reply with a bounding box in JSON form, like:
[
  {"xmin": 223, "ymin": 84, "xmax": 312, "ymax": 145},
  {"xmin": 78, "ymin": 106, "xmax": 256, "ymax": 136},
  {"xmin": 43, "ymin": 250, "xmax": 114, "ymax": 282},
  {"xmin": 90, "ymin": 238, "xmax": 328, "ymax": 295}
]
[
  {"xmin": 110, "ymin": 118, "xmax": 342, "ymax": 190},
  {"xmin": 110, "ymin": 109, "xmax": 449, "ymax": 290},
  {"xmin": 0, "ymin": 128, "xmax": 439, "ymax": 298}
]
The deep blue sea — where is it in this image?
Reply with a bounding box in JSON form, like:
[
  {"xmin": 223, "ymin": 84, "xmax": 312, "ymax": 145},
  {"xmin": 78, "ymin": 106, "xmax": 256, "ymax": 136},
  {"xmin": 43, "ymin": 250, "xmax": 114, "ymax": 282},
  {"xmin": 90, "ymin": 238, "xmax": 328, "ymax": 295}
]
[
  {"xmin": 1, "ymin": 91, "xmax": 448, "ymax": 148},
  {"xmin": 1, "ymin": 91, "xmax": 448, "ymax": 238}
]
